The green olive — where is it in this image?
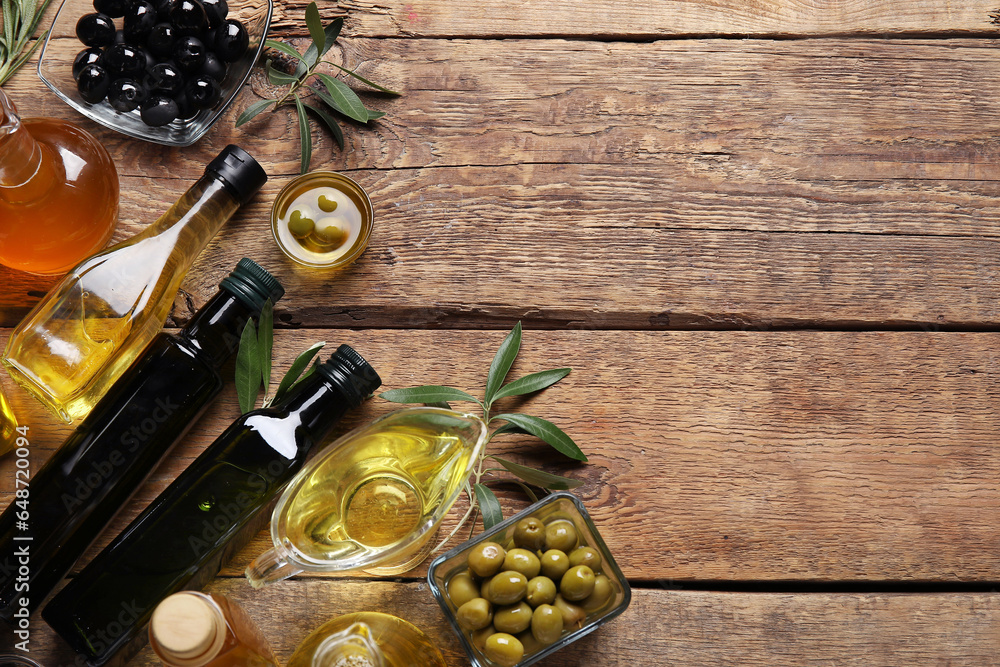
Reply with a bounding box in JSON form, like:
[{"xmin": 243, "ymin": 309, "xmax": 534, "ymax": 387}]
[
  {"xmin": 486, "ymin": 570, "xmax": 528, "ymax": 606},
  {"xmin": 456, "ymin": 597, "xmax": 493, "ymax": 631},
  {"xmin": 480, "ymin": 575, "xmax": 493, "ymax": 599},
  {"xmin": 560, "ymin": 565, "xmax": 596, "ymax": 601},
  {"xmin": 313, "ymin": 219, "xmax": 347, "ymax": 247},
  {"xmin": 568, "ymin": 546, "xmax": 602, "ymax": 573},
  {"xmin": 516, "ymin": 630, "xmax": 543, "ymax": 657},
  {"xmin": 544, "ymin": 520, "xmax": 578, "ymax": 552},
  {"xmin": 582, "ymin": 574, "xmax": 613, "ymax": 612},
  {"xmin": 447, "ymin": 571, "xmax": 480, "ymax": 609},
  {"xmin": 493, "ymin": 601, "xmax": 532, "ymax": 634},
  {"xmin": 513, "ymin": 517, "xmax": 546, "ymax": 551},
  {"xmin": 484, "ymin": 633, "xmax": 524, "ymax": 667},
  {"xmin": 525, "ymin": 576, "xmax": 557, "ymax": 607},
  {"xmin": 553, "ymin": 594, "xmax": 586, "ymax": 630},
  {"xmin": 471, "ymin": 624, "xmax": 495, "ymax": 651},
  {"xmin": 287, "ymin": 209, "xmax": 315, "ymax": 238},
  {"xmin": 502, "ymin": 548, "xmax": 541, "ymax": 579},
  {"xmin": 539, "ymin": 549, "xmax": 570, "ymax": 581},
  {"xmin": 468, "ymin": 541, "xmax": 507, "ymax": 578},
  {"xmin": 317, "ymin": 194, "xmax": 339, "ymax": 212},
  {"xmin": 530, "ymin": 604, "xmax": 564, "ymax": 645}
]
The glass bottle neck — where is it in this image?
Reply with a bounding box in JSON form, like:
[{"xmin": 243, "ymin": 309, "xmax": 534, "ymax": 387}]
[
  {"xmin": 0, "ymin": 89, "xmax": 58, "ymax": 201},
  {"xmin": 276, "ymin": 373, "xmax": 358, "ymax": 443},
  {"xmin": 178, "ymin": 291, "xmax": 259, "ymax": 367},
  {"xmin": 129, "ymin": 175, "xmax": 240, "ymax": 254}
]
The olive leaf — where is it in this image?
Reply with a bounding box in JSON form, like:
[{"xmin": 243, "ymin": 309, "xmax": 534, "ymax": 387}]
[
  {"xmin": 237, "ymin": 2, "xmax": 399, "ymax": 174},
  {"xmin": 475, "ymin": 483, "xmax": 503, "ymax": 530},
  {"xmin": 269, "ymin": 341, "xmax": 326, "ymax": 406},
  {"xmin": 257, "ymin": 300, "xmax": 274, "ymax": 400},
  {"xmin": 493, "ymin": 413, "xmax": 587, "ymax": 462},
  {"xmin": 490, "ymin": 456, "xmax": 584, "ymax": 490},
  {"xmin": 380, "ymin": 386, "xmax": 480, "ymax": 406},
  {"xmin": 485, "ymin": 321, "xmax": 522, "ymax": 405},
  {"xmin": 235, "ymin": 319, "xmax": 260, "ymax": 414},
  {"xmin": 492, "ymin": 367, "xmax": 571, "ymax": 401},
  {"xmin": 294, "ymin": 94, "xmax": 311, "ymax": 175}
]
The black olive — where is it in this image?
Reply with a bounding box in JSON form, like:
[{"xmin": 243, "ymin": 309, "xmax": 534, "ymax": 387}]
[
  {"xmin": 200, "ymin": 0, "xmax": 227, "ymax": 28},
  {"xmin": 173, "ymin": 36, "xmax": 206, "ymax": 72},
  {"xmin": 186, "ymin": 75, "xmax": 221, "ymax": 108},
  {"xmin": 140, "ymin": 95, "xmax": 179, "ymax": 126},
  {"xmin": 144, "ymin": 61, "xmax": 185, "ymax": 94},
  {"xmin": 212, "ymin": 18, "xmax": 247, "ymax": 62},
  {"xmin": 169, "ymin": 0, "xmax": 208, "ymax": 36},
  {"xmin": 199, "ymin": 52, "xmax": 226, "ymax": 81},
  {"xmin": 113, "ymin": 28, "xmax": 127, "ymax": 45},
  {"xmin": 146, "ymin": 22, "xmax": 177, "ymax": 57},
  {"xmin": 72, "ymin": 47, "xmax": 104, "ymax": 80},
  {"xmin": 153, "ymin": 0, "xmax": 176, "ymax": 20},
  {"xmin": 76, "ymin": 13, "xmax": 116, "ymax": 48},
  {"xmin": 173, "ymin": 90, "xmax": 199, "ymax": 120},
  {"xmin": 104, "ymin": 44, "xmax": 148, "ymax": 78},
  {"xmin": 123, "ymin": 1, "xmax": 158, "ymax": 42},
  {"xmin": 93, "ymin": 0, "xmax": 131, "ymax": 18},
  {"xmin": 107, "ymin": 78, "xmax": 148, "ymax": 112},
  {"xmin": 77, "ymin": 64, "xmax": 111, "ymax": 103}
]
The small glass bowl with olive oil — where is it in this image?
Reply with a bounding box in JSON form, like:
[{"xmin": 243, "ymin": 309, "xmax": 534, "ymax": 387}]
[{"xmin": 271, "ymin": 171, "xmax": 374, "ymax": 269}]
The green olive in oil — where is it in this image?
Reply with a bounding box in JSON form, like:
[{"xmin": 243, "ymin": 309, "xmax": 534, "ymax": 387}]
[{"xmin": 271, "ymin": 172, "xmax": 373, "ymax": 269}]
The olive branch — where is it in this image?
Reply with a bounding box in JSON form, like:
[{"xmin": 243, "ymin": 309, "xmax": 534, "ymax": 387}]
[
  {"xmin": 236, "ymin": 1, "xmax": 399, "ymax": 174},
  {"xmin": 380, "ymin": 322, "xmax": 587, "ymax": 550}
]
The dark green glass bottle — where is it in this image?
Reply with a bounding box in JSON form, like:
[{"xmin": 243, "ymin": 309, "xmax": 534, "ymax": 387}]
[
  {"xmin": 0, "ymin": 259, "xmax": 283, "ymax": 623},
  {"xmin": 43, "ymin": 345, "xmax": 381, "ymax": 665}
]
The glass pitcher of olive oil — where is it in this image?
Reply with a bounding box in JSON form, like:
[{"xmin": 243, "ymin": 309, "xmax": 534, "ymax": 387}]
[
  {"xmin": 287, "ymin": 614, "xmax": 446, "ymax": 667},
  {"xmin": 246, "ymin": 408, "xmax": 488, "ymax": 586}
]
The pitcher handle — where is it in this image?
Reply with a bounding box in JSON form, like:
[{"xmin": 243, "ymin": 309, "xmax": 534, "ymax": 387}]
[{"xmin": 245, "ymin": 546, "xmax": 305, "ymax": 588}]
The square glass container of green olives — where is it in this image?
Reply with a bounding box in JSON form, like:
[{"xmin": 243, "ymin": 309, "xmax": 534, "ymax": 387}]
[{"xmin": 427, "ymin": 492, "xmax": 630, "ymax": 667}]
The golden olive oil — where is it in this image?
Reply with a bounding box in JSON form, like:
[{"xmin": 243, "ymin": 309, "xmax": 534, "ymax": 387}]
[
  {"xmin": 0, "ymin": 388, "xmax": 17, "ymax": 457},
  {"xmin": 285, "ymin": 418, "xmax": 479, "ymax": 570}
]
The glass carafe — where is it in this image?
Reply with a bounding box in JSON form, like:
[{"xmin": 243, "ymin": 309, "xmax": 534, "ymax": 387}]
[
  {"xmin": 246, "ymin": 407, "xmax": 488, "ymax": 586},
  {"xmin": 2, "ymin": 145, "xmax": 267, "ymax": 422},
  {"xmin": 0, "ymin": 87, "xmax": 118, "ymax": 275},
  {"xmin": 287, "ymin": 613, "xmax": 446, "ymax": 667}
]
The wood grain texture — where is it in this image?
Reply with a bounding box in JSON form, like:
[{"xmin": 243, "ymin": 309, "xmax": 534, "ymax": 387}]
[
  {"xmin": 2, "ymin": 328, "xmax": 1000, "ymax": 583},
  {"xmin": 252, "ymin": 0, "xmax": 1000, "ymax": 38},
  {"xmin": 6, "ymin": 38, "xmax": 1000, "ymax": 328},
  {"xmin": 7, "ymin": 581, "xmax": 1000, "ymax": 665}
]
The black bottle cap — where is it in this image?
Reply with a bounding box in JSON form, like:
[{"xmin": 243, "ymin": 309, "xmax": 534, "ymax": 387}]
[
  {"xmin": 316, "ymin": 344, "xmax": 382, "ymax": 406},
  {"xmin": 205, "ymin": 145, "xmax": 267, "ymax": 205},
  {"xmin": 220, "ymin": 258, "xmax": 285, "ymax": 311}
]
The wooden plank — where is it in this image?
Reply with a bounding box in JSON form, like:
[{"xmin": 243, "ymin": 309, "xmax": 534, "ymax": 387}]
[
  {"xmin": 9, "ymin": 582, "xmax": 1000, "ymax": 665},
  {"xmin": 2, "ymin": 329, "xmax": 1000, "ymax": 582},
  {"xmin": 3, "ymin": 176, "xmax": 999, "ymax": 329},
  {"xmin": 6, "ymin": 38, "xmax": 1000, "ymax": 328},
  {"xmin": 38, "ymin": 0, "xmax": 1000, "ymax": 38}
]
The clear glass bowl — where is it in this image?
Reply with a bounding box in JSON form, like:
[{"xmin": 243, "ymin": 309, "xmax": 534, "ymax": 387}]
[
  {"xmin": 270, "ymin": 171, "xmax": 374, "ymax": 269},
  {"xmin": 36, "ymin": 0, "xmax": 272, "ymax": 146},
  {"xmin": 427, "ymin": 492, "xmax": 631, "ymax": 667}
]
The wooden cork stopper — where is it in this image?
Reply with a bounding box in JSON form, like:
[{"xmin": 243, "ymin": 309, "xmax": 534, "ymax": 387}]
[{"xmin": 150, "ymin": 592, "xmax": 226, "ymax": 666}]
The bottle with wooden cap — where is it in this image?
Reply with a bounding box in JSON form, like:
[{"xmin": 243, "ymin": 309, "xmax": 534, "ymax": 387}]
[{"xmin": 150, "ymin": 591, "xmax": 278, "ymax": 667}]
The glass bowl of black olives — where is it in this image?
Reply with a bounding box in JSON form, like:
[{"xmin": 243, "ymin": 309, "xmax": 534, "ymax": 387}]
[
  {"xmin": 36, "ymin": 0, "xmax": 271, "ymax": 146},
  {"xmin": 427, "ymin": 492, "xmax": 631, "ymax": 667}
]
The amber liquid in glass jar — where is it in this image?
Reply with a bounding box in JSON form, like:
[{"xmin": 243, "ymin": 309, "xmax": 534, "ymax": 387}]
[{"xmin": 0, "ymin": 89, "xmax": 118, "ymax": 276}]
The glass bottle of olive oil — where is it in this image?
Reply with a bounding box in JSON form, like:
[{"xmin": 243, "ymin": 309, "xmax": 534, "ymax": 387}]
[
  {"xmin": 3, "ymin": 145, "xmax": 267, "ymax": 423},
  {"xmin": 149, "ymin": 591, "xmax": 279, "ymax": 667},
  {"xmin": 0, "ymin": 259, "xmax": 284, "ymax": 623},
  {"xmin": 43, "ymin": 345, "xmax": 381, "ymax": 666}
]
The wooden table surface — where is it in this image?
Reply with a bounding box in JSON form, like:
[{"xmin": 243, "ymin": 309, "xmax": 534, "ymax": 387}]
[{"xmin": 3, "ymin": 0, "xmax": 1000, "ymax": 663}]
